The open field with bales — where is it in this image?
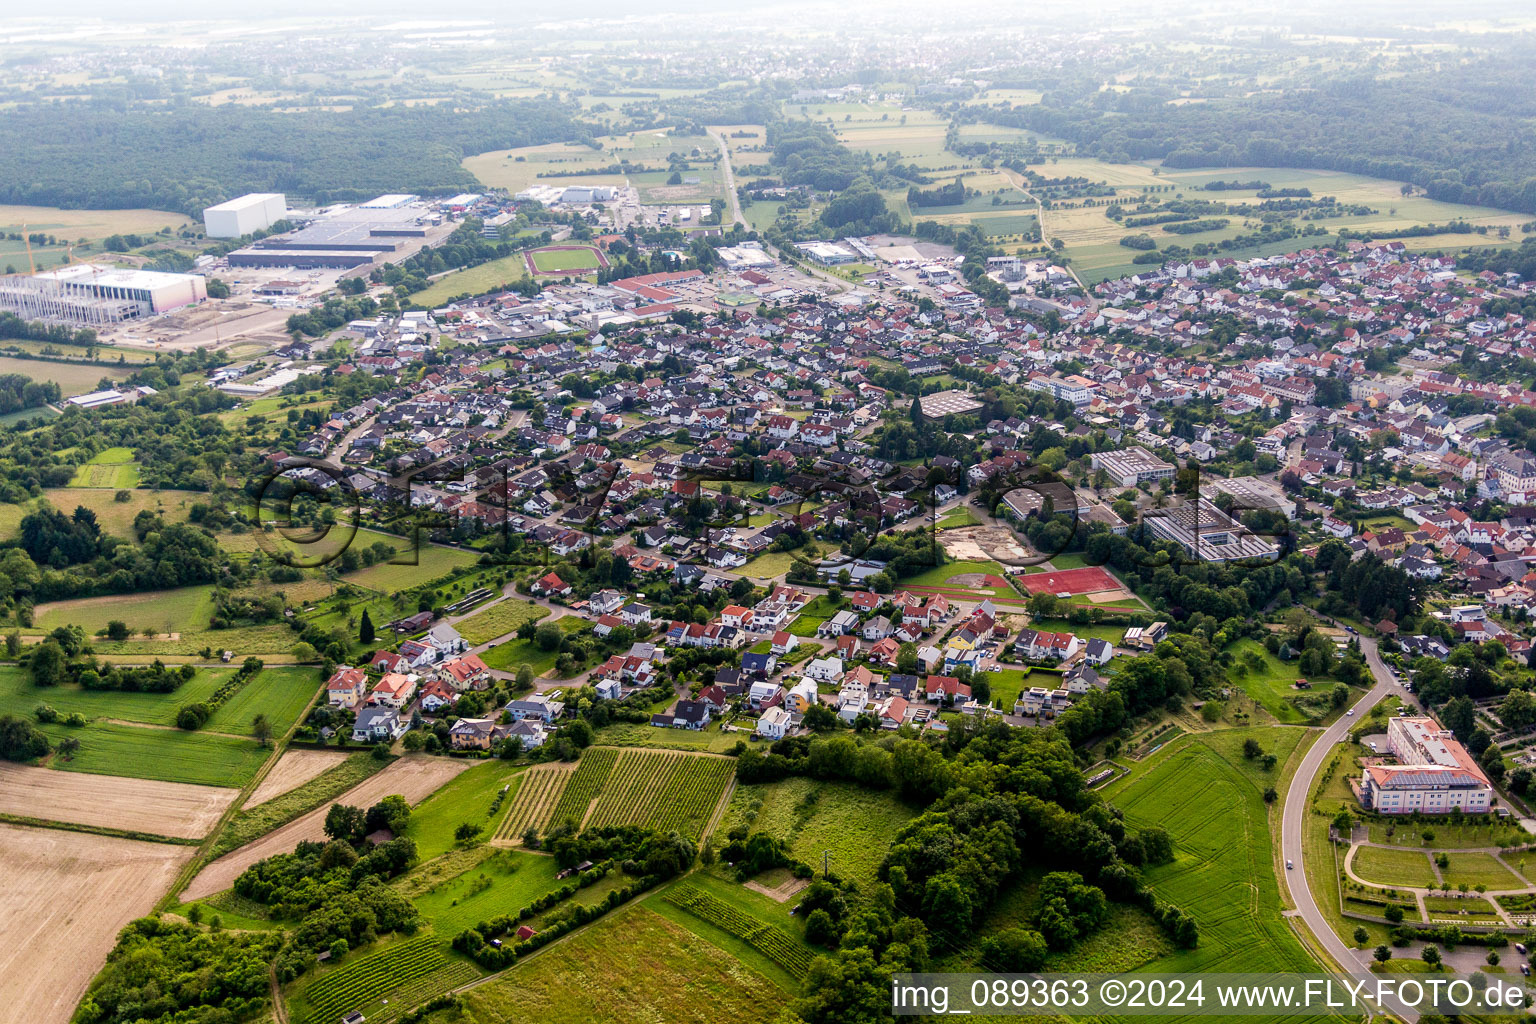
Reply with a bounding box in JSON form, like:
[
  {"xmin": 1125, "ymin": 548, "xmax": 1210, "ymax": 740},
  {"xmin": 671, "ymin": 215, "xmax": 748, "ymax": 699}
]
[{"xmin": 0, "ymin": 822, "xmax": 193, "ymax": 1024}]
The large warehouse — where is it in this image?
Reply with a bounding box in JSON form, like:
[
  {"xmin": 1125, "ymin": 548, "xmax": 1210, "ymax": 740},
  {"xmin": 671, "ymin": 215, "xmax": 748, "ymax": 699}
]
[
  {"xmin": 203, "ymin": 193, "xmax": 288, "ymax": 238},
  {"xmin": 226, "ymin": 200, "xmax": 431, "ymax": 269},
  {"xmin": 0, "ymin": 265, "xmax": 206, "ymax": 325}
]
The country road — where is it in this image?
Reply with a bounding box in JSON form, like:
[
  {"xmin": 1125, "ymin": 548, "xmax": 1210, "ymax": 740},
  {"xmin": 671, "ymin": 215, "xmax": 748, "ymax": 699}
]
[
  {"xmin": 1281, "ymin": 635, "xmax": 1420, "ymax": 1021},
  {"xmin": 707, "ymin": 127, "xmax": 745, "ymax": 230}
]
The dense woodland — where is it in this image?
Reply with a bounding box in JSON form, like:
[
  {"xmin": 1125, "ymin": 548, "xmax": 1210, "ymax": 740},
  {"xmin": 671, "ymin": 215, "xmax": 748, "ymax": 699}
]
[{"xmin": 0, "ymin": 100, "xmax": 587, "ymax": 215}]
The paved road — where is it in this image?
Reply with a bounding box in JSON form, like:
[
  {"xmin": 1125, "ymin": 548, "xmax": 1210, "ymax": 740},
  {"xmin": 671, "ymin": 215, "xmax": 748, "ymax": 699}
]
[
  {"xmin": 1281, "ymin": 635, "xmax": 1420, "ymax": 1021},
  {"xmin": 707, "ymin": 128, "xmax": 745, "ymax": 230}
]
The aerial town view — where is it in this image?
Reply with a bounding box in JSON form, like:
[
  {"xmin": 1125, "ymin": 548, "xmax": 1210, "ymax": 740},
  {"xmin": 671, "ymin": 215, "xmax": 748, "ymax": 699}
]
[{"xmin": 6, "ymin": 1, "xmax": 1536, "ymax": 1022}]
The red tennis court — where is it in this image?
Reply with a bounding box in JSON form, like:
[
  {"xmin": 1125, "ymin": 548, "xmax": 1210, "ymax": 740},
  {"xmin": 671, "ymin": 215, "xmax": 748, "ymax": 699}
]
[{"xmin": 1018, "ymin": 566, "xmax": 1120, "ymax": 595}]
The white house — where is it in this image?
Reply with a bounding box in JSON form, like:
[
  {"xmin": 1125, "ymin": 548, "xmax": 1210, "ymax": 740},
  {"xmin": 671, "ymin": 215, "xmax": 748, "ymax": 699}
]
[{"xmin": 757, "ymin": 706, "xmax": 792, "ymax": 740}]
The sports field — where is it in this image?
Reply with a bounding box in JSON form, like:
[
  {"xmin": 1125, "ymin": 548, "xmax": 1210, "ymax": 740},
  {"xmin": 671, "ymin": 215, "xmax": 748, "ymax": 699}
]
[
  {"xmin": 1016, "ymin": 565, "xmax": 1123, "ymax": 596},
  {"xmin": 526, "ymin": 244, "xmax": 606, "ymax": 275}
]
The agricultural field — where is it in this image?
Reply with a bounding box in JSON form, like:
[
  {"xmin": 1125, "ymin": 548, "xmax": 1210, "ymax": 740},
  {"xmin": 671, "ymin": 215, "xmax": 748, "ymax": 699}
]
[
  {"xmin": 287, "ymin": 934, "xmax": 471, "ymax": 1024},
  {"xmin": 410, "ymin": 252, "xmax": 538, "ymax": 306},
  {"xmin": 202, "ymin": 666, "xmax": 320, "ymax": 736},
  {"xmin": 0, "ymin": 663, "xmax": 229, "ymax": 727},
  {"xmin": 184, "ymin": 756, "xmax": 473, "ymax": 900},
  {"xmin": 494, "ymin": 761, "xmax": 576, "ymax": 840},
  {"xmin": 581, "ymin": 749, "xmax": 736, "ymax": 839},
  {"xmin": 0, "ymin": 204, "xmax": 193, "ymax": 247},
  {"xmin": 0, "ymin": 761, "xmax": 237, "ymax": 838},
  {"xmin": 411, "ymin": 847, "xmax": 565, "ymax": 936},
  {"xmin": 1099, "ymin": 731, "xmax": 1318, "ymax": 974},
  {"xmin": 405, "ymin": 759, "xmax": 526, "ymax": 861},
  {"xmin": 717, "ymin": 777, "xmax": 917, "ymax": 889},
  {"xmin": 0, "ymin": 354, "xmax": 130, "ymax": 396},
  {"xmin": 341, "ymin": 542, "xmax": 479, "ymax": 593},
  {"xmin": 13, "ymin": 487, "xmax": 202, "ymax": 542},
  {"xmin": 0, "ymin": 823, "xmax": 194, "ymax": 1024},
  {"xmin": 212, "ymin": 751, "xmax": 388, "ymax": 857},
  {"xmin": 245, "ymin": 748, "xmax": 351, "ymax": 807},
  {"xmin": 663, "ymin": 882, "xmax": 814, "ymax": 980},
  {"xmin": 463, "ymin": 128, "xmax": 720, "ymax": 197},
  {"xmin": 453, "ymin": 600, "xmax": 549, "ymax": 645},
  {"xmin": 66, "ymin": 446, "xmax": 141, "ymax": 488},
  {"xmin": 32, "ymin": 583, "xmax": 215, "ymax": 635},
  {"xmin": 422, "ymin": 905, "xmax": 783, "ymax": 1023},
  {"xmin": 546, "ymin": 746, "xmax": 618, "ymax": 831},
  {"xmin": 39, "ymin": 717, "xmax": 273, "ymax": 789}
]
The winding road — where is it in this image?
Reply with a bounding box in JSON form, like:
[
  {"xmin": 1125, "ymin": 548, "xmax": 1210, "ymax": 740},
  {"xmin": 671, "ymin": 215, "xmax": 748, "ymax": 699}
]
[{"xmin": 1280, "ymin": 635, "xmax": 1421, "ymax": 1021}]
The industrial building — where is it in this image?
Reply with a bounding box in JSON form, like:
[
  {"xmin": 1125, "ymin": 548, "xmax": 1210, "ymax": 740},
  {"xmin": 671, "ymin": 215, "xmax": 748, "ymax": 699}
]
[
  {"xmin": 1207, "ymin": 475, "xmax": 1297, "ymax": 520},
  {"xmin": 1141, "ymin": 497, "xmax": 1280, "ymax": 564},
  {"xmin": 226, "ymin": 199, "xmax": 432, "ymax": 269},
  {"xmin": 1359, "ymin": 717, "xmax": 1492, "ymax": 814},
  {"xmin": 0, "ymin": 266, "xmax": 206, "ymax": 325},
  {"xmin": 796, "ymin": 241, "xmax": 857, "ymax": 265},
  {"xmin": 203, "ymin": 193, "xmax": 287, "ymax": 238},
  {"xmin": 1089, "ymin": 446, "xmax": 1176, "ymax": 488},
  {"xmin": 918, "ymin": 389, "xmax": 985, "ymax": 420}
]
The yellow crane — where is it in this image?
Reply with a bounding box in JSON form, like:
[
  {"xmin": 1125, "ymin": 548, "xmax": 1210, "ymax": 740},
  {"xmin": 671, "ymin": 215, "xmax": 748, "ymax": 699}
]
[{"xmin": 21, "ymin": 224, "xmax": 36, "ymax": 275}]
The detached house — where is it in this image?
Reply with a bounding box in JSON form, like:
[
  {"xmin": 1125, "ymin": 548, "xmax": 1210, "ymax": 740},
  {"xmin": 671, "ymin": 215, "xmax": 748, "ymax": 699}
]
[{"xmin": 326, "ymin": 666, "xmax": 368, "ymax": 708}]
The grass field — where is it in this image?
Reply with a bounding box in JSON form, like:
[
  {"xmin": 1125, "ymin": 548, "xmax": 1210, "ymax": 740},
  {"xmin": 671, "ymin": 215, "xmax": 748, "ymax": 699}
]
[
  {"xmin": 33, "ymin": 584, "xmax": 215, "ymax": 635},
  {"xmin": 434, "ymin": 905, "xmax": 783, "ymax": 1022},
  {"xmin": 591, "ymin": 720, "xmax": 743, "ymax": 753},
  {"xmin": 0, "ymin": 664, "xmax": 228, "ymax": 727},
  {"xmin": 341, "ymin": 543, "xmax": 479, "ymax": 594},
  {"xmin": 67, "ymin": 446, "xmax": 141, "ymax": 488},
  {"xmin": 406, "ymin": 760, "xmax": 526, "ymax": 861},
  {"xmin": 1439, "ymin": 851, "xmax": 1524, "ymax": 891},
  {"xmin": 1100, "ymin": 729, "xmax": 1318, "ymax": 974},
  {"xmin": 1352, "ymin": 846, "xmax": 1438, "ymax": 888},
  {"xmin": 41, "ymin": 718, "xmax": 272, "ymax": 788},
  {"xmin": 0, "ymin": 204, "xmax": 193, "ymax": 245},
  {"xmin": 0, "ymin": 488, "xmax": 202, "ymax": 544},
  {"xmin": 1225, "ymin": 638, "xmax": 1319, "ymax": 724},
  {"xmin": 529, "ymin": 246, "xmax": 602, "ymax": 273},
  {"xmin": 655, "ymin": 875, "xmax": 813, "ymax": 988},
  {"xmin": 410, "ymin": 252, "xmax": 540, "ymax": 306},
  {"xmin": 411, "ymin": 848, "xmax": 564, "ymax": 936},
  {"xmin": 0, "ymin": 354, "xmax": 130, "ymax": 397},
  {"xmin": 453, "ymin": 600, "xmax": 549, "ymax": 645},
  {"xmin": 717, "ymin": 777, "xmax": 917, "ymax": 889}
]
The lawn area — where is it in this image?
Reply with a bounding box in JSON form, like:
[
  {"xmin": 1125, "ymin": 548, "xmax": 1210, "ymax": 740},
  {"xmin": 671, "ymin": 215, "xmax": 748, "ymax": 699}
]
[
  {"xmin": 40, "ymin": 718, "xmax": 272, "ymax": 788},
  {"xmin": 1225, "ymin": 638, "xmax": 1320, "ymax": 724},
  {"xmin": 1352, "ymin": 846, "xmax": 1438, "ymax": 889},
  {"xmin": 645, "ymin": 871, "xmax": 811, "ymax": 992},
  {"xmin": 591, "ymin": 721, "xmax": 743, "ymax": 754},
  {"xmin": 439, "ymin": 904, "xmax": 784, "ymax": 1022},
  {"xmin": 740, "ymin": 544, "xmax": 825, "ymax": 581},
  {"xmin": 67, "ymin": 446, "xmax": 141, "ymax": 488},
  {"xmin": 716, "ymin": 777, "xmax": 918, "ymax": 889},
  {"xmin": 454, "ymin": 600, "xmax": 549, "ymax": 645},
  {"xmin": 342, "ymin": 542, "xmax": 479, "ymax": 593},
  {"xmin": 0, "ymin": 354, "xmax": 132, "ymax": 396},
  {"xmin": 1099, "ymin": 730, "xmax": 1319, "ymax": 974},
  {"xmin": 1439, "ymin": 851, "xmax": 1524, "ymax": 891},
  {"xmin": 409, "ymin": 252, "xmax": 538, "ymax": 306},
  {"xmin": 32, "ymin": 584, "xmax": 216, "ymax": 635},
  {"xmin": 529, "ymin": 246, "xmax": 603, "ymax": 273},
  {"xmin": 983, "ymin": 668, "xmax": 1059, "ymax": 711},
  {"xmin": 0, "ymin": 664, "xmax": 228, "ymax": 727},
  {"xmin": 937, "ymin": 507, "xmax": 980, "ymax": 529},
  {"xmin": 411, "ymin": 847, "xmax": 565, "ymax": 937},
  {"xmin": 480, "ymin": 637, "xmax": 563, "ymax": 677},
  {"xmin": 1048, "ymin": 551, "xmax": 1096, "ymax": 570},
  {"xmin": 899, "ymin": 558, "xmax": 1008, "ymax": 589},
  {"xmin": 406, "ymin": 760, "xmax": 527, "ymax": 861},
  {"xmin": 203, "ymin": 666, "xmax": 321, "ymax": 736}
]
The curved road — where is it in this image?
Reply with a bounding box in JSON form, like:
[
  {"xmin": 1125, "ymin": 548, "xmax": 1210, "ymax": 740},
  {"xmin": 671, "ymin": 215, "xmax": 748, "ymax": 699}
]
[{"xmin": 1281, "ymin": 635, "xmax": 1420, "ymax": 1021}]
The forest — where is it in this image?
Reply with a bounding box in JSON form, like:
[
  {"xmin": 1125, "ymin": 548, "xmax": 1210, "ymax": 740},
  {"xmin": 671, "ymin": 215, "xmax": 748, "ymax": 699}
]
[{"xmin": 0, "ymin": 98, "xmax": 589, "ymax": 215}]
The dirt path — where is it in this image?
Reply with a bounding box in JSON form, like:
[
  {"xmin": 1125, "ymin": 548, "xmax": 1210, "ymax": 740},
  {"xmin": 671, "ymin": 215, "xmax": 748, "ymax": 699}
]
[{"xmin": 182, "ymin": 756, "xmax": 473, "ymax": 900}]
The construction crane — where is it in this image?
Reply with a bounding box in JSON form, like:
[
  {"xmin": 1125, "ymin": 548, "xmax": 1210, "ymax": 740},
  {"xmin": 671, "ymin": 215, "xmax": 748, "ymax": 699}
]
[{"xmin": 21, "ymin": 224, "xmax": 35, "ymax": 275}]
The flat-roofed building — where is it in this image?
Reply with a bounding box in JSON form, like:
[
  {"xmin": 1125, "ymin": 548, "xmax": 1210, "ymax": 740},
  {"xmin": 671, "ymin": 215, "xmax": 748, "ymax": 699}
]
[
  {"xmin": 1208, "ymin": 475, "xmax": 1297, "ymax": 521},
  {"xmin": 1142, "ymin": 497, "xmax": 1280, "ymax": 564},
  {"xmin": 1089, "ymin": 446, "xmax": 1176, "ymax": 488},
  {"xmin": 1359, "ymin": 717, "xmax": 1492, "ymax": 814},
  {"xmin": 0, "ymin": 265, "xmax": 205, "ymax": 325},
  {"xmin": 918, "ymin": 389, "xmax": 985, "ymax": 420},
  {"xmin": 203, "ymin": 192, "xmax": 287, "ymax": 238}
]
